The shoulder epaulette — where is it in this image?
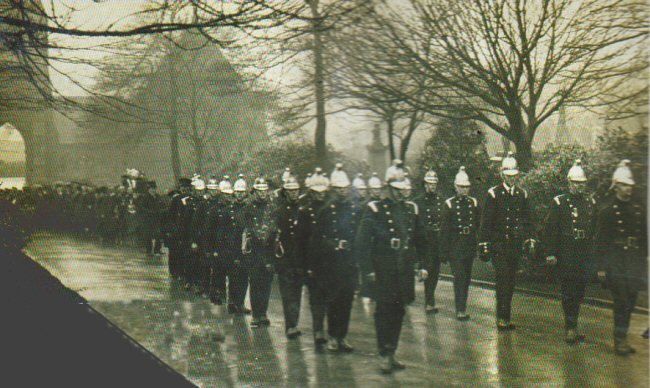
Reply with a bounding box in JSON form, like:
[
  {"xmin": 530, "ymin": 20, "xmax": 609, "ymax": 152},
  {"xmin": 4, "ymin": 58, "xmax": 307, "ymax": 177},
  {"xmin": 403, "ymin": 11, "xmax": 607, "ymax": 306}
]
[
  {"xmin": 470, "ymin": 196, "xmax": 478, "ymax": 207},
  {"xmin": 405, "ymin": 200, "xmax": 419, "ymax": 215},
  {"xmin": 445, "ymin": 198, "xmax": 453, "ymax": 208},
  {"xmin": 367, "ymin": 201, "xmax": 379, "ymax": 213},
  {"xmin": 171, "ymin": 193, "xmax": 181, "ymax": 199},
  {"xmin": 488, "ymin": 187, "xmax": 497, "ymax": 199},
  {"xmin": 553, "ymin": 195, "xmax": 562, "ymax": 205}
]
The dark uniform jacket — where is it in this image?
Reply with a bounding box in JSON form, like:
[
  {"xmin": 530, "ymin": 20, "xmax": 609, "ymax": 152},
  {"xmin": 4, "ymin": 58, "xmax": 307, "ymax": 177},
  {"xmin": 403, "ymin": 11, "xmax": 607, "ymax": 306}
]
[
  {"xmin": 238, "ymin": 197, "xmax": 275, "ymax": 266},
  {"xmin": 296, "ymin": 195, "xmax": 327, "ymax": 264},
  {"xmin": 192, "ymin": 196, "xmax": 221, "ymax": 255},
  {"xmin": 542, "ymin": 193, "xmax": 597, "ymax": 265},
  {"xmin": 177, "ymin": 194, "xmax": 200, "ymax": 241},
  {"xmin": 304, "ymin": 197, "xmax": 360, "ymax": 293},
  {"xmin": 135, "ymin": 191, "xmax": 163, "ymax": 237},
  {"xmin": 271, "ymin": 193, "xmax": 302, "ymax": 273},
  {"xmin": 479, "ymin": 183, "xmax": 535, "ymax": 251},
  {"xmin": 355, "ymin": 198, "xmax": 423, "ymax": 304},
  {"xmin": 221, "ymin": 199, "xmax": 247, "ymax": 259},
  {"xmin": 412, "ymin": 192, "xmax": 445, "ymax": 264},
  {"xmin": 440, "ymin": 195, "xmax": 480, "ymax": 258},
  {"xmin": 164, "ymin": 192, "xmax": 184, "ymax": 241},
  {"xmin": 595, "ymin": 197, "xmax": 648, "ymax": 288}
]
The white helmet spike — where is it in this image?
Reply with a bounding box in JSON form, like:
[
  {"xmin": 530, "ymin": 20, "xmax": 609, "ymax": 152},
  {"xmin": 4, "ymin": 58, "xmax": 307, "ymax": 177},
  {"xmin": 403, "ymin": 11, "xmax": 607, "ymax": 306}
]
[
  {"xmin": 567, "ymin": 159, "xmax": 587, "ymax": 182},
  {"xmin": 219, "ymin": 176, "xmax": 233, "ymax": 194},
  {"xmin": 385, "ymin": 159, "xmax": 406, "ymax": 182},
  {"xmin": 330, "ymin": 163, "xmax": 351, "ymax": 188},
  {"xmin": 234, "ymin": 175, "xmax": 247, "ymax": 192},
  {"xmin": 385, "ymin": 165, "xmax": 409, "ymax": 189},
  {"xmin": 612, "ymin": 159, "xmax": 635, "ymax": 186},
  {"xmin": 283, "ymin": 175, "xmax": 300, "ymax": 190},
  {"xmin": 424, "ymin": 168, "xmax": 439, "ymax": 184},
  {"xmin": 253, "ymin": 176, "xmax": 269, "ymax": 191},
  {"xmin": 454, "ymin": 166, "xmax": 471, "ymax": 186},
  {"xmin": 352, "ymin": 173, "xmax": 367, "ymax": 189},
  {"xmin": 368, "ymin": 172, "xmax": 383, "ymax": 189},
  {"xmin": 501, "ymin": 151, "xmax": 519, "ymax": 176},
  {"xmin": 309, "ymin": 170, "xmax": 330, "ymax": 192},
  {"xmin": 281, "ymin": 167, "xmax": 292, "ymax": 183},
  {"xmin": 206, "ymin": 177, "xmax": 219, "ymax": 190}
]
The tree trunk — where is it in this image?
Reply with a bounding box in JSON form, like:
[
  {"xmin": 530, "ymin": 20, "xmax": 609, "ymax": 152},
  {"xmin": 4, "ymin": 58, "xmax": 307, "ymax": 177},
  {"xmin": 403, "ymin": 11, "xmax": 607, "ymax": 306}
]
[
  {"xmin": 386, "ymin": 114, "xmax": 396, "ymax": 161},
  {"xmin": 308, "ymin": 0, "xmax": 328, "ymax": 165},
  {"xmin": 194, "ymin": 140, "xmax": 204, "ymax": 176},
  {"xmin": 167, "ymin": 52, "xmax": 181, "ymax": 183},
  {"xmin": 399, "ymin": 111, "xmax": 419, "ymax": 162},
  {"xmin": 189, "ymin": 87, "xmax": 203, "ymax": 176},
  {"xmin": 513, "ymin": 136, "xmax": 533, "ymax": 172},
  {"xmin": 169, "ymin": 122, "xmax": 181, "ymax": 182}
]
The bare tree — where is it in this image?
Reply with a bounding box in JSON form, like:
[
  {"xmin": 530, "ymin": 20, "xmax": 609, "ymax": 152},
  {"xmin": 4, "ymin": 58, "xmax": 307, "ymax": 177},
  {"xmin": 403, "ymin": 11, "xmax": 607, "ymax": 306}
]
[
  {"xmin": 0, "ymin": 0, "xmax": 303, "ymax": 183},
  {"xmin": 338, "ymin": 0, "xmax": 648, "ymax": 169},
  {"xmin": 329, "ymin": 3, "xmax": 432, "ymax": 163}
]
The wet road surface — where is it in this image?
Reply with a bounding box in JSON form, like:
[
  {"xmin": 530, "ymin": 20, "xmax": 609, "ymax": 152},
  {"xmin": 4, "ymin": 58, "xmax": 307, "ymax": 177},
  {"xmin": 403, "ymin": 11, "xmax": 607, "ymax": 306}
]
[{"xmin": 26, "ymin": 231, "xmax": 649, "ymax": 387}]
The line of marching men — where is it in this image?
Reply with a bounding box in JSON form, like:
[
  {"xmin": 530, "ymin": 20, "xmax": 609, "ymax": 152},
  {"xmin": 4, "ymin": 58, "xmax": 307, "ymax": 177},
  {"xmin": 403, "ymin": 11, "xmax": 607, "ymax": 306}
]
[{"xmin": 163, "ymin": 154, "xmax": 647, "ymax": 374}]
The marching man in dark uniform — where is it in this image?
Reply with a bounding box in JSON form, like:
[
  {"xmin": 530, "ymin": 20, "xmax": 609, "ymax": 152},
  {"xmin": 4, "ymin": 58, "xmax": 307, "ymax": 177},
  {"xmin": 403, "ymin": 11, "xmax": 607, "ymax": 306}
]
[
  {"xmin": 595, "ymin": 160, "xmax": 647, "ymax": 355},
  {"xmin": 191, "ymin": 177, "xmax": 220, "ymax": 298},
  {"xmin": 206, "ymin": 176, "xmax": 235, "ymax": 305},
  {"xmin": 272, "ymin": 175, "xmax": 304, "ymax": 338},
  {"xmin": 478, "ymin": 152, "xmax": 536, "ymax": 331},
  {"xmin": 165, "ymin": 178, "xmax": 193, "ymax": 280},
  {"xmin": 227, "ymin": 175, "xmax": 252, "ymax": 315},
  {"xmin": 413, "ymin": 168, "xmax": 445, "ymax": 314},
  {"xmin": 240, "ymin": 177, "xmax": 275, "ymax": 327},
  {"xmin": 297, "ymin": 169, "xmax": 330, "ymax": 346},
  {"xmin": 440, "ymin": 167, "xmax": 479, "ymax": 321},
  {"xmin": 306, "ymin": 164, "xmax": 360, "ymax": 353},
  {"xmin": 542, "ymin": 160, "xmax": 597, "ymax": 344},
  {"xmin": 356, "ymin": 165, "xmax": 427, "ymax": 374},
  {"xmin": 186, "ymin": 176, "xmax": 206, "ymax": 292}
]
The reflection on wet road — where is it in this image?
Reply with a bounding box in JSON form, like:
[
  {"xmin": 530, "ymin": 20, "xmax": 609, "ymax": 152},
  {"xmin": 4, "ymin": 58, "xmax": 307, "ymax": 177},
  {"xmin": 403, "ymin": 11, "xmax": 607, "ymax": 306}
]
[{"xmin": 26, "ymin": 231, "xmax": 649, "ymax": 387}]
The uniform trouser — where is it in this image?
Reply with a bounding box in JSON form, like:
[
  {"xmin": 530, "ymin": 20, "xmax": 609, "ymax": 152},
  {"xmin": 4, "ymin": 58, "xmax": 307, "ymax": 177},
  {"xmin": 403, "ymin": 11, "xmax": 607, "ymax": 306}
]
[
  {"xmin": 227, "ymin": 259, "xmax": 249, "ymax": 307},
  {"xmin": 167, "ymin": 240, "xmax": 184, "ymax": 278},
  {"xmin": 609, "ymin": 275, "xmax": 639, "ymax": 339},
  {"xmin": 249, "ymin": 264, "xmax": 274, "ymax": 319},
  {"xmin": 558, "ymin": 263, "xmax": 588, "ymax": 329},
  {"xmin": 450, "ymin": 250, "xmax": 474, "ymax": 313},
  {"xmin": 327, "ymin": 282, "xmax": 355, "ymax": 339},
  {"xmin": 185, "ymin": 249, "xmax": 198, "ymax": 285},
  {"xmin": 424, "ymin": 256, "xmax": 441, "ymax": 306},
  {"xmin": 208, "ymin": 257, "xmax": 227, "ymax": 299},
  {"xmin": 195, "ymin": 253, "xmax": 211, "ymax": 292},
  {"xmin": 307, "ymin": 279, "xmax": 327, "ymax": 333},
  {"xmin": 278, "ymin": 269, "xmax": 304, "ymax": 330},
  {"xmin": 375, "ymin": 301, "xmax": 405, "ymax": 356},
  {"xmin": 178, "ymin": 241, "xmax": 193, "ymax": 281},
  {"xmin": 492, "ymin": 246, "xmax": 520, "ymax": 321}
]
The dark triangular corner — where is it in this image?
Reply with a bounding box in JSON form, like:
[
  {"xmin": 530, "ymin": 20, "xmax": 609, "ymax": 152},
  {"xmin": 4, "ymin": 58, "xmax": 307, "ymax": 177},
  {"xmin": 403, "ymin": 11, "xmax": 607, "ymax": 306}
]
[{"xmin": 3, "ymin": 247, "xmax": 195, "ymax": 388}]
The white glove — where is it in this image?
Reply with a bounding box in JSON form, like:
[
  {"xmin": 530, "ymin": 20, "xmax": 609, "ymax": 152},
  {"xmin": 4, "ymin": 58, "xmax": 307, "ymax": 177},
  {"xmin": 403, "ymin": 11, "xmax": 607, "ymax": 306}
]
[
  {"xmin": 418, "ymin": 269, "xmax": 429, "ymax": 280},
  {"xmin": 597, "ymin": 270, "xmax": 607, "ymax": 283},
  {"xmin": 545, "ymin": 256, "xmax": 557, "ymax": 266}
]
